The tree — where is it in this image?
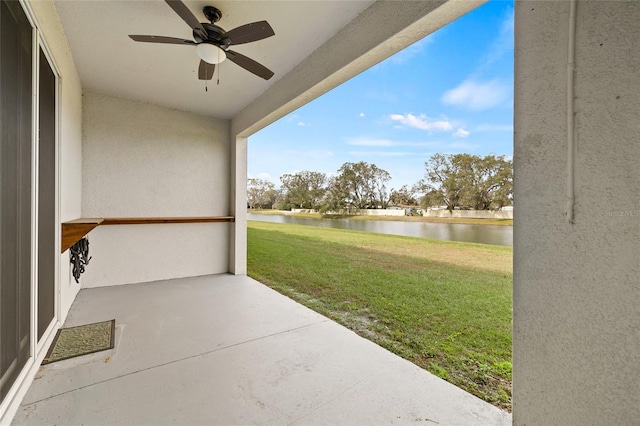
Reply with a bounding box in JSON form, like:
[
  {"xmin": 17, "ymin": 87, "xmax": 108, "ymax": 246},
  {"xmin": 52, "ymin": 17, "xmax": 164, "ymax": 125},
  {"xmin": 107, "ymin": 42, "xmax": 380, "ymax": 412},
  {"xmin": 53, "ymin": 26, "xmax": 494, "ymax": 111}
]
[
  {"xmin": 271, "ymin": 188, "xmax": 287, "ymax": 210},
  {"xmin": 416, "ymin": 153, "xmax": 513, "ymax": 212},
  {"xmin": 389, "ymin": 185, "xmax": 418, "ymax": 206},
  {"xmin": 466, "ymin": 155, "xmax": 513, "ymax": 210},
  {"xmin": 420, "ymin": 189, "xmax": 445, "ymax": 209},
  {"xmin": 320, "ymin": 161, "xmax": 391, "ymax": 212},
  {"xmin": 416, "ymin": 153, "xmax": 466, "ymax": 212},
  {"xmin": 319, "ymin": 176, "xmax": 351, "ymax": 213},
  {"xmin": 279, "ymin": 171, "xmax": 327, "ymax": 210},
  {"xmin": 370, "ymin": 164, "xmax": 392, "ymax": 209},
  {"xmin": 247, "ymin": 178, "xmax": 277, "ymax": 209}
]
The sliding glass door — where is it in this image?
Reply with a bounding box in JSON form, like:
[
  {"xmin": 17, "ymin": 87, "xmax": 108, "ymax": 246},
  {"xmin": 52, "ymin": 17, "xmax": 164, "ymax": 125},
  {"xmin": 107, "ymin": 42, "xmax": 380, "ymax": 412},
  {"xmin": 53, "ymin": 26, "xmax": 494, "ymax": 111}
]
[
  {"xmin": 37, "ymin": 48, "xmax": 56, "ymax": 341},
  {"xmin": 0, "ymin": 0, "xmax": 34, "ymax": 403},
  {"xmin": 1, "ymin": 0, "xmax": 59, "ymax": 409}
]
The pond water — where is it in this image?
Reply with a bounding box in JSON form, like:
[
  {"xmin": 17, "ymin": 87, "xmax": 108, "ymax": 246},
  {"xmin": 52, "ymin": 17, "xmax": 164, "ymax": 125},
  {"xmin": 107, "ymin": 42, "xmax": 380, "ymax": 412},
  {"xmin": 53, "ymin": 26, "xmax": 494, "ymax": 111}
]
[{"xmin": 248, "ymin": 213, "xmax": 513, "ymax": 247}]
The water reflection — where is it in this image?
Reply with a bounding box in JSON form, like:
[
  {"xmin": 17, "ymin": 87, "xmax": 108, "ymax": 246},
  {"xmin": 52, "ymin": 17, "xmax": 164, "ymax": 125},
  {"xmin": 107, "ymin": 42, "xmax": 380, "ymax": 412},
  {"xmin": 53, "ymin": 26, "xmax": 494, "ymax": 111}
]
[{"xmin": 248, "ymin": 213, "xmax": 512, "ymax": 247}]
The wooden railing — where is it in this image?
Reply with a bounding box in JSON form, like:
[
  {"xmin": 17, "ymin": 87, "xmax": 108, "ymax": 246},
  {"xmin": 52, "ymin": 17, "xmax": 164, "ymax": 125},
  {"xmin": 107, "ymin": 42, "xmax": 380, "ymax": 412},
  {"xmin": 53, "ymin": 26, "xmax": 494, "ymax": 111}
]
[{"xmin": 61, "ymin": 216, "xmax": 235, "ymax": 253}]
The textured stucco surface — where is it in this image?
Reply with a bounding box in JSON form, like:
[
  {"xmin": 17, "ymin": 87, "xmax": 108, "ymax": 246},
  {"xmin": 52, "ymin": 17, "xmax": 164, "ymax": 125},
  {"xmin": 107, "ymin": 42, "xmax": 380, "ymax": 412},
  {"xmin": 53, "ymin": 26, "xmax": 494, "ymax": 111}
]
[
  {"xmin": 30, "ymin": 0, "xmax": 84, "ymax": 322},
  {"xmin": 514, "ymin": 1, "xmax": 640, "ymax": 424},
  {"xmin": 229, "ymin": 136, "xmax": 247, "ymax": 275},
  {"xmin": 81, "ymin": 92, "xmax": 231, "ymax": 287}
]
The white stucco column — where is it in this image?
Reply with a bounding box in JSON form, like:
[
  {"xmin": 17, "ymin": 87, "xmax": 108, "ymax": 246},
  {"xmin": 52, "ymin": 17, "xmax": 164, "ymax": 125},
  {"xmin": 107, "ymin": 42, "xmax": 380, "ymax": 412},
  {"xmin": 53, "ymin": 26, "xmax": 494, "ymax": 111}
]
[
  {"xmin": 514, "ymin": 1, "xmax": 640, "ymax": 424},
  {"xmin": 229, "ymin": 135, "xmax": 247, "ymax": 275}
]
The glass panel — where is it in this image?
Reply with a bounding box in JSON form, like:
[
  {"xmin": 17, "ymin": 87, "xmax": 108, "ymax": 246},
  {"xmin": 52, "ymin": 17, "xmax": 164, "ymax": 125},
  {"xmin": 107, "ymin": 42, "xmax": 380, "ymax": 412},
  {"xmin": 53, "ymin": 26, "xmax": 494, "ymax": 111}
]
[
  {"xmin": 0, "ymin": 0, "xmax": 33, "ymax": 403},
  {"xmin": 37, "ymin": 49, "xmax": 55, "ymax": 341}
]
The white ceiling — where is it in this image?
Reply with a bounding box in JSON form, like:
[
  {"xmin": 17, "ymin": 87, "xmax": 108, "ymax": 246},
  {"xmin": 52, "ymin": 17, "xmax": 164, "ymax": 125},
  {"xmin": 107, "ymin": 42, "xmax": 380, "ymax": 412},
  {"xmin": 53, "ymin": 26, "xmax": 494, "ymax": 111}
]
[{"xmin": 53, "ymin": 0, "xmax": 375, "ymax": 119}]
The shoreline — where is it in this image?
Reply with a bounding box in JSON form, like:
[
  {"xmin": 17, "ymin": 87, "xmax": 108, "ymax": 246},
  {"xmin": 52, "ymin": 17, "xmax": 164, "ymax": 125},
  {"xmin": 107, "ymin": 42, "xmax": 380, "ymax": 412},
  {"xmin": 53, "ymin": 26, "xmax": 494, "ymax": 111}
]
[{"xmin": 248, "ymin": 210, "xmax": 514, "ymax": 227}]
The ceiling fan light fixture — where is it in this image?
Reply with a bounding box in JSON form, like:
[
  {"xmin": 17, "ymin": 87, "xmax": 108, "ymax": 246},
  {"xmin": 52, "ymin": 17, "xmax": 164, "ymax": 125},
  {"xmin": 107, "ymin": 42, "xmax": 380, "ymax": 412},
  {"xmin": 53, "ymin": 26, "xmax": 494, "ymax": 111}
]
[
  {"xmin": 129, "ymin": 0, "xmax": 274, "ymax": 80},
  {"xmin": 196, "ymin": 43, "xmax": 226, "ymax": 64}
]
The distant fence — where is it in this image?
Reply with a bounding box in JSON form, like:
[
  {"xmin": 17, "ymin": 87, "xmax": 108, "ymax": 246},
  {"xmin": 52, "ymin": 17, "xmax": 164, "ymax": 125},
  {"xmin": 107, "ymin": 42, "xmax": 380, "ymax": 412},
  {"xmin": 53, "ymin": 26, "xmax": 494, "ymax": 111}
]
[
  {"xmin": 290, "ymin": 208, "xmax": 513, "ymax": 219},
  {"xmin": 423, "ymin": 209, "xmax": 513, "ymax": 219},
  {"xmin": 291, "ymin": 209, "xmax": 405, "ymax": 216},
  {"xmin": 354, "ymin": 209, "xmax": 405, "ymax": 216}
]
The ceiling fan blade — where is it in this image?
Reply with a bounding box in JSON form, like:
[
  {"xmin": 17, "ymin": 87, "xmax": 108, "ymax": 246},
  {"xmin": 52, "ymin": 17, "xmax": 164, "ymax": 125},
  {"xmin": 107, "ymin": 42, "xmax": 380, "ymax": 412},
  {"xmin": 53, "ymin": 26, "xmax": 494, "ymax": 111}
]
[
  {"xmin": 129, "ymin": 35, "xmax": 196, "ymax": 45},
  {"xmin": 165, "ymin": 0, "xmax": 207, "ymax": 38},
  {"xmin": 225, "ymin": 21, "xmax": 275, "ymax": 45},
  {"xmin": 226, "ymin": 50, "xmax": 274, "ymax": 80},
  {"xmin": 198, "ymin": 60, "xmax": 215, "ymax": 80}
]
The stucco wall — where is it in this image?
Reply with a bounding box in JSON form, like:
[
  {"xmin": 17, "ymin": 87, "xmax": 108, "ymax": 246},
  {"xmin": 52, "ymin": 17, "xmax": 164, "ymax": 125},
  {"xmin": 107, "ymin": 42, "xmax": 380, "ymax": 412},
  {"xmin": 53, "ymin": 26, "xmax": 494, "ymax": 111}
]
[
  {"xmin": 81, "ymin": 92, "xmax": 231, "ymax": 287},
  {"xmin": 30, "ymin": 0, "xmax": 83, "ymax": 321},
  {"xmin": 514, "ymin": 1, "xmax": 640, "ymax": 424}
]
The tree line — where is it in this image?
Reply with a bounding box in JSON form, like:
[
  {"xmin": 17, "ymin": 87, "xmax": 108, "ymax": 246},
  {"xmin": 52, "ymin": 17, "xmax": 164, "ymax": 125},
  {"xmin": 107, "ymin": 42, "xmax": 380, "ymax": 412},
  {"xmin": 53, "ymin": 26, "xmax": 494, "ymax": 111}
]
[{"xmin": 248, "ymin": 153, "xmax": 513, "ymax": 212}]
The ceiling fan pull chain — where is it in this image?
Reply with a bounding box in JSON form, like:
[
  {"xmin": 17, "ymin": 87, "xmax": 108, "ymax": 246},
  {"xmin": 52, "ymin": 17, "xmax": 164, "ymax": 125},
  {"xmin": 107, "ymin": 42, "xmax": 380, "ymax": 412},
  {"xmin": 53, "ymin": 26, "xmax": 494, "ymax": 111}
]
[
  {"xmin": 217, "ymin": 49, "xmax": 221, "ymax": 85},
  {"xmin": 205, "ymin": 80, "xmax": 208, "ymax": 92}
]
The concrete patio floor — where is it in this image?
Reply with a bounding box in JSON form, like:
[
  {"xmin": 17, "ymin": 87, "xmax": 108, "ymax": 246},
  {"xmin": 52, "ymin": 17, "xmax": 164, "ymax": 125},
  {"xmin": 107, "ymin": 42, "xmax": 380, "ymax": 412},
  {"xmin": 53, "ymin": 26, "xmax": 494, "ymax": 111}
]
[{"xmin": 13, "ymin": 274, "xmax": 511, "ymax": 425}]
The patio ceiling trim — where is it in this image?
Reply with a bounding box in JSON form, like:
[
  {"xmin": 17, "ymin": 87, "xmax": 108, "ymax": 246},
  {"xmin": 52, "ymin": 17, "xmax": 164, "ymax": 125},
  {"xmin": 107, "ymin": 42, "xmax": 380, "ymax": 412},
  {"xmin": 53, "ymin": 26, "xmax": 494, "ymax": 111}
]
[{"xmin": 231, "ymin": 0, "xmax": 487, "ymax": 139}]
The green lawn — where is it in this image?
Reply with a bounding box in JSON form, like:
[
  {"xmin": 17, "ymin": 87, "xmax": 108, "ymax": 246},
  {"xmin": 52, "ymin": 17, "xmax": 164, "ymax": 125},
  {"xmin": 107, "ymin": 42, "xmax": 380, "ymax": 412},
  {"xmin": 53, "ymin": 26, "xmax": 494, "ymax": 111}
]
[{"xmin": 247, "ymin": 221, "xmax": 513, "ymax": 411}]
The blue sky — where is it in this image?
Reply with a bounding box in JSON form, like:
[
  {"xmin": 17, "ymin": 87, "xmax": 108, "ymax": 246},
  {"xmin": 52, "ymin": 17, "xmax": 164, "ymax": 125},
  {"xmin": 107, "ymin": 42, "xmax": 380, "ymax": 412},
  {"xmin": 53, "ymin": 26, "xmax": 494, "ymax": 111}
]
[{"xmin": 248, "ymin": 0, "xmax": 514, "ymax": 190}]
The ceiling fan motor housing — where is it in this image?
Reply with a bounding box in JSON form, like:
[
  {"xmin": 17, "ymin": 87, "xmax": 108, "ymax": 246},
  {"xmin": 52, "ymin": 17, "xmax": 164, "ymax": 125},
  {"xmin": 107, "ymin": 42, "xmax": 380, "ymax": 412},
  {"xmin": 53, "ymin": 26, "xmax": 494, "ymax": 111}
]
[
  {"xmin": 203, "ymin": 6, "xmax": 222, "ymax": 23},
  {"xmin": 195, "ymin": 23, "xmax": 230, "ymax": 47}
]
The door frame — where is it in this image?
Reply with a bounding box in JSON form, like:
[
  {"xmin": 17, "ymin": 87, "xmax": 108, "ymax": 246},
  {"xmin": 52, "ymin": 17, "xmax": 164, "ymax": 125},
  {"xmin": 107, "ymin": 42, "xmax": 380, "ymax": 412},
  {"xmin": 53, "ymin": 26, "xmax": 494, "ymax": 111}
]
[
  {"xmin": 33, "ymin": 20, "xmax": 61, "ymax": 355},
  {"xmin": 0, "ymin": 0, "xmax": 61, "ymax": 420}
]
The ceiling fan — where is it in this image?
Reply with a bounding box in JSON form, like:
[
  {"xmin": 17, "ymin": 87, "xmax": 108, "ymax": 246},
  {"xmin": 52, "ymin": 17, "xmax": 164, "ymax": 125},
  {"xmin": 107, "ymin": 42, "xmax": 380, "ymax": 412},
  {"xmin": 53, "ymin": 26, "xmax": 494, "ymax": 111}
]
[{"xmin": 129, "ymin": 0, "xmax": 275, "ymax": 81}]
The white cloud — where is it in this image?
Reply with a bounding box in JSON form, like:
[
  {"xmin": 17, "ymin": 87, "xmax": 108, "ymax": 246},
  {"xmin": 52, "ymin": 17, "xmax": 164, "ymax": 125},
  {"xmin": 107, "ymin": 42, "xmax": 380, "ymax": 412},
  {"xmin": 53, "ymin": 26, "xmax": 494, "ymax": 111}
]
[
  {"xmin": 370, "ymin": 36, "xmax": 435, "ymax": 72},
  {"xmin": 447, "ymin": 142, "xmax": 476, "ymax": 151},
  {"xmin": 247, "ymin": 172, "xmax": 274, "ymax": 182},
  {"xmin": 482, "ymin": 9, "xmax": 514, "ymax": 70},
  {"xmin": 364, "ymin": 89, "xmax": 397, "ymax": 103},
  {"xmin": 359, "ymin": 112, "xmax": 365, "ymax": 117},
  {"xmin": 388, "ymin": 36, "xmax": 435, "ymax": 65},
  {"xmin": 454, "ymin": 128, "xmax": 470, "ymax": 138},
  {"xmin": 283, "ymin": 149, "xmax": 333, "ymax": 160},
  {"xmin": 349, "ymin": 151, "xmax": 418, "ymax": 158},
  {"xmin": 442, "ymin": 79, "xmax": 509, "ymax": 111},
  {"xmin": 440, "ymin": 9, "xmax": 512, "ymax": 113},
  {"xmin": 475, "ymin": 124, "xmax": 513, "ymax": 132},
  {"xmin": 297, "ymin": 121, "xmax": 309, "ymax": 127},
  {"xmin": 347, "ymin": 138, "xmax": 394, "ymax": 147},
  {"xmin": 501, "ymin": 8, "xmax": 515, "ymax": 37},
  {"xmin": 345, "ymin": 137, "xmax": 439, "ymax": 147},
  {"xmin": 389, "ymin": 113, "xmax": 453, "ymax": 132}
]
